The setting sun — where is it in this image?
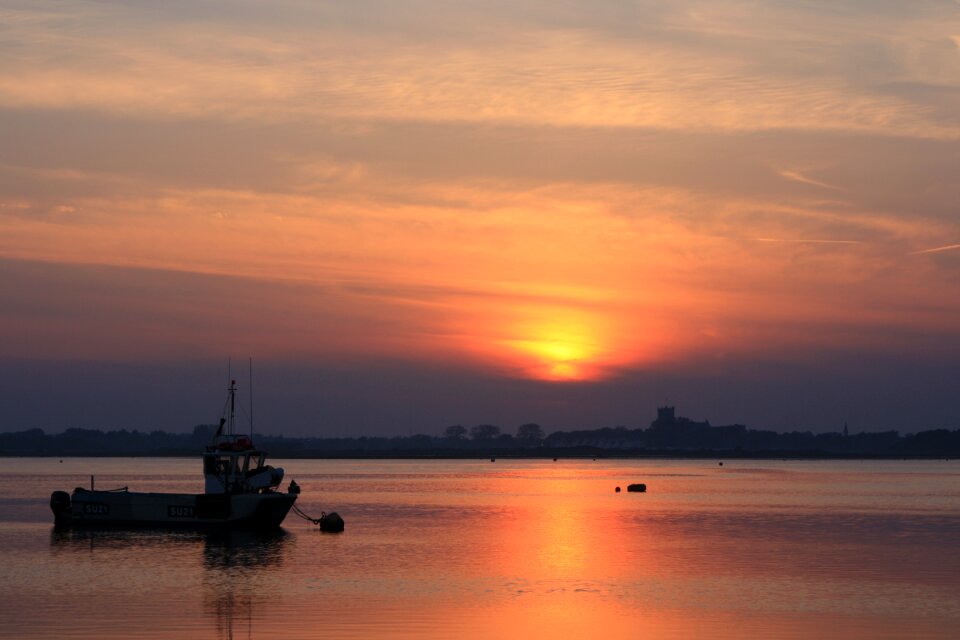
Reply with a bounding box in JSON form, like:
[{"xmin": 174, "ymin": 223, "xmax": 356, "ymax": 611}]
[
  {"xmin": 502, "ymin": 315, "xmax": 611, "ymax": 381},
  {"xmin": 509, "ymin": 336, "xmax": 596, "ymax": 381}
]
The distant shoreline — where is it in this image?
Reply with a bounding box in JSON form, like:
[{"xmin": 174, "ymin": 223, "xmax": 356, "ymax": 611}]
[
  {"xmin": 4, "ymin": 415, "xmax": 958, "ymax": 458},
  {"xmin": 2, "ymin": 450, "xmax": 953, "ymax": 460}
]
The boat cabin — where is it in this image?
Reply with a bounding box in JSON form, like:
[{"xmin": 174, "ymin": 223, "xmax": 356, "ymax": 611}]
[{"xmin": 203, "ymin": 435, "xmax": 282, "ymax": 494}]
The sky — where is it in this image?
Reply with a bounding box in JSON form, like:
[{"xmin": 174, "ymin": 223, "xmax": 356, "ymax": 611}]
[{"xmin": 1, "ymin": 0, "xmax": 959, "ymax": 437}]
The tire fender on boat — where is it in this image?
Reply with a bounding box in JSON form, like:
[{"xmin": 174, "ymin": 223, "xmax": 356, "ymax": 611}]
[{"xmin": 50, "ymin": 490, "xmax": 71, "ymax": 526}]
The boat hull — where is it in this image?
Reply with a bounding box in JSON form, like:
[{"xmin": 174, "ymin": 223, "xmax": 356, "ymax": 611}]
[{"xmin": 52, "ymin": 489, "xmax": 297, "ymax": 531}]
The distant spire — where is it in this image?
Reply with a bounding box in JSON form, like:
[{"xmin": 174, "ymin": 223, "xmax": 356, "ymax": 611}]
[{"xmin": 843, "ymin": 422, "xmax": 849, "ymax": 437}]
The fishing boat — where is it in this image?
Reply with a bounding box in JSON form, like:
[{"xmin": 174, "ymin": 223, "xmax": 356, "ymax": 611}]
[{"xmin": 49, "ymin": 379, "xmax": 303, "ymax": 530}]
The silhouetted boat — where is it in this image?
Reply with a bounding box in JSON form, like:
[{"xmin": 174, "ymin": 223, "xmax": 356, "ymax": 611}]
[{"xmin": 49, "ymin": 379, "xmax": 299, "ymax": 530}]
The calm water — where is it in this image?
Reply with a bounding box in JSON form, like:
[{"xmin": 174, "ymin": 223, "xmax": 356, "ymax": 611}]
[{"xmin": 0, "ymin": 458, "xmax": 958, "ymax": 639}]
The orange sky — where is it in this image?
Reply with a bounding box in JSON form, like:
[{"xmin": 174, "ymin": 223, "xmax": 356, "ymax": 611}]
[{"xmin": 1, "ymin": 1, "xmax": 958, "ymax": 433}]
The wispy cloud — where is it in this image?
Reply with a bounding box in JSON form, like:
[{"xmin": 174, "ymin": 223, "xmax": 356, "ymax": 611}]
[
  {"xmin": 753, "ymin": 237, "xmax": 861, "ymax": 245},
  {"xmin": 778, "ymin": 169, "xmax": 843, "ymax": 191},
  {"xmin": 909, "ymin": 243, "xmax": 960, "ymax": 255},
  {"xmin": 0, "ymin": 2, "xmax": 958, "ymax": 138}
]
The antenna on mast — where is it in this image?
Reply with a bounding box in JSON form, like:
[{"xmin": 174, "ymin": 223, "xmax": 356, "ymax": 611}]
[
  {"xmin": 229, "ymin": 378, "xmax": 237, "ymax": 436},
  {"xmin": 249, "ymin": 357, "xmax": 254, "ymax": 439}
]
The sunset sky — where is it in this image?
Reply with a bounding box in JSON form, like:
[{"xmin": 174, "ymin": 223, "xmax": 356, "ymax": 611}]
[{"xmin": 1, "ymin": 1, "xmax": 958, "ymax": 436}]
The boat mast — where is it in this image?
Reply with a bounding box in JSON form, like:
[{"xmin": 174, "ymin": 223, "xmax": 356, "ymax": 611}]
[
  {"xmin": 226, "ymin": 357, "xmax": 233, "ymax": 436},
  {"xmin": 228, "ymin": 378, "xmax": 236, "ymax": 436}
]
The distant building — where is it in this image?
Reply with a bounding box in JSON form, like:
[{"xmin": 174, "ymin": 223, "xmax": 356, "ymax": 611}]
[
  {"xmin": 648, "ymin": 406, "xmax": 745, "ymax": 450},
  {"xmin": 650, "ymin": 405, "xmax": 710, "ymax": 430}
]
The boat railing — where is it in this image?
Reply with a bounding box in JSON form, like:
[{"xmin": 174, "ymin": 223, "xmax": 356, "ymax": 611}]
[{"xmin": 207, "ymin": 434, "xmax": 256, "ymax": 452}]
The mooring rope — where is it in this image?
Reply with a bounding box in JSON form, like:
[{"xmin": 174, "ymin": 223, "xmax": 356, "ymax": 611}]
[{"xmin": 292, "ymin": 503, "xmax": 326, "ymax": 525}]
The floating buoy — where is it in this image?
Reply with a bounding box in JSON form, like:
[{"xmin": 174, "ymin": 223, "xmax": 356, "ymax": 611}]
[
  {"xmin": 627, "ymin": 483, "xmax": 646, "ymax": 493},
  {"xmin": 718, "ymin": 461, "xmax": 723, "ymax": 466},
  {"xmin": 319, "ymin": 512, "xmax": 345, "ymax": 533},
  {"xmin": 553, "ymin": 458, "xmax": 557, "ymax": 462},
  {"xmin": 615, "ymin": 486, "xmax": 621, "ymax": 493},
  {"xmin": 491, "ymin": 458, "xmax": 495, "ymax": 462}
]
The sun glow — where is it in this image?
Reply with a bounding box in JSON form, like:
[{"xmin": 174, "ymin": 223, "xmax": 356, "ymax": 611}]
[
  {"xmin": 510, "ymin": 338, "xmax": 594, "ymax": 381},
  {"xmin": 505, "ymin": 317, "xmax": 609, "ymax": 381}
]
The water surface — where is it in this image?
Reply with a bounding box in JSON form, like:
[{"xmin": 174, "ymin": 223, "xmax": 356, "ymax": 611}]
[{"xmin": 1, "ymin": 458, "xmax": 958, "ymax": 639}]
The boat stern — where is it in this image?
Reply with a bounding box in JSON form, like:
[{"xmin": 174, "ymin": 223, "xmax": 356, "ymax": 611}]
[{"xmin": 49, "ymin": 490, "xmax": 72, "ymax": 527}]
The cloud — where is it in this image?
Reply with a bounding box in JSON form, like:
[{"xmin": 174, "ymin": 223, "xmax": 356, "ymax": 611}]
[
  {"xmin": 909, "ymin": 243, "xmax": 960, "ymax": 255},
  {"xmin": 0, "ymin": 2, "xmax": 958, "ymax": 138},
  {"xmin": 753, "ymin": 238, "xmax": 861, "ymax": 245},
  {"xmin": 778, "ymin": 169, "xmax": 843, "ymax": 191}
]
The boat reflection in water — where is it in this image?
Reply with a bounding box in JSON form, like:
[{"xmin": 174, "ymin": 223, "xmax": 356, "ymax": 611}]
[
  {"xmin": 202, "ymin": 530, "xmax": 290, "ymax": 640},
  {"xmin": 49, "ymin": 527, "xmax": 292, "ymax": 640}
]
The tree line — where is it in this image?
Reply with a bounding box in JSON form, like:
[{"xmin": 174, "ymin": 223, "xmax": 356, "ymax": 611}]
[{"xmin": 1, "ymin": 420, "xmax": 959, "ymax": 457}]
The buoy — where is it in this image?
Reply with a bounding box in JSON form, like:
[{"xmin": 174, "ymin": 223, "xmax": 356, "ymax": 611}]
[
  {"xmin": 553, "ymin": 458, "xmax": 557, "ymax": 462},
  {"xmin": 718, "ymin": 461, "xmax": 723, "ymax": 466},
  {"xmin": 615, "ymin": 486, "xmax": 621, "ymax": 493},
  {"xmin": 627, "ymin": 483, "xmax": 646, "ymax": 492},
  {"xmin": 491, "ymin": 458, "xmax": 495, "ymax": 462},
  {"xmin": 319, "ymin": 512, "xmax": 345, "ymax": 533}
]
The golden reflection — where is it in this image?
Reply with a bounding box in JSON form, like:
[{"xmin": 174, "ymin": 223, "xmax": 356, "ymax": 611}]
[{"xmin": 487, "ymin": 468, "xmax": 644, "ymax": 581}]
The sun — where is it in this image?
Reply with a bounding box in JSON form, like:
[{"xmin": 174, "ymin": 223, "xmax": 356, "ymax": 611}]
[
  {"xmin": 507, "ymin": 323, "xmax": 605, "ymax": 381},
  {"xmin": 459, "ymin": 305, "xmax": 652, "ymax": 383}
]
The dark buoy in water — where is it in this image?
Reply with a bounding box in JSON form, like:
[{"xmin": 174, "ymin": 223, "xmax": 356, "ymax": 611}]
[
  {"xmin": 553, "ymin": 458, "xmax": 557, "ymax": 462},
  {"xmin": 319, "ymin": 512, "xmax": 345, "ymax": 533},
  {"xmin": 718, "ymin": 461, "xmax": 724, "ymax": 466},
  {"xmin": 491, "ymin": 458, "xmax": 495, "ymax": 462},
  {"xmin": 615, "ymin": 486, "xmax": 621, "ymax": 493},
  {"xmin": 627, "ymin": 483, "xmax": 646, "ymax": 492}
]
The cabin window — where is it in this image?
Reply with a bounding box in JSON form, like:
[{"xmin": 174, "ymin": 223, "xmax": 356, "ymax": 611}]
[{"xmin": 203, "ymin": 455, "xmax": 243, "ymax": 476}]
